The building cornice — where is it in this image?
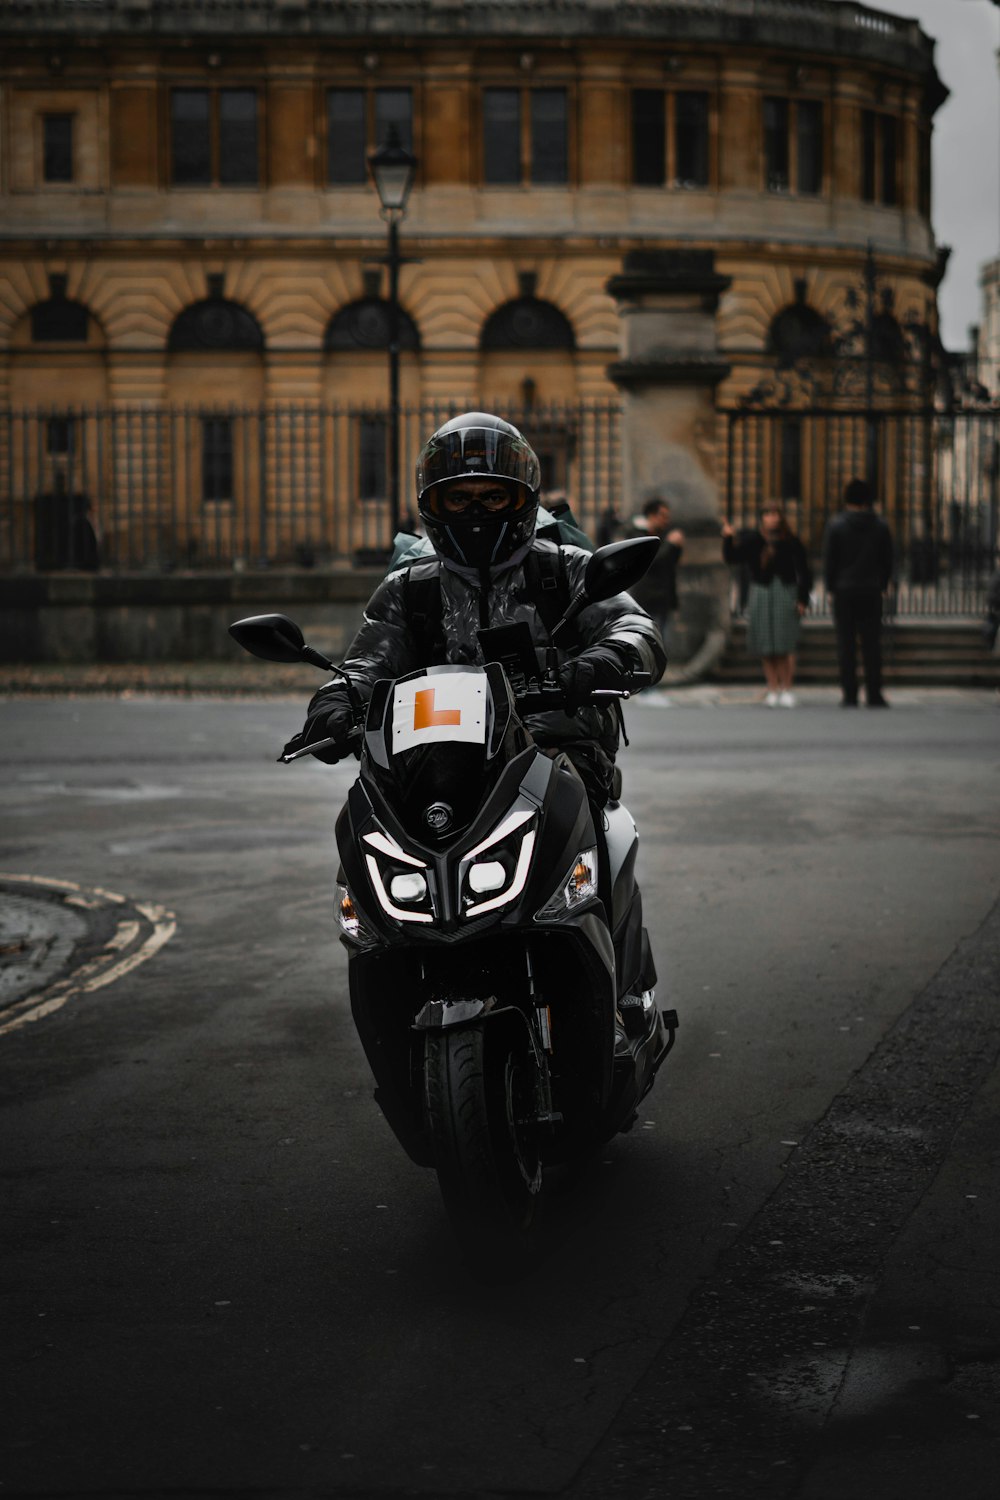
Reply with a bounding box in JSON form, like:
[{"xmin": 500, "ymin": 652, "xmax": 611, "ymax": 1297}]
[{"xmin": 1, "ymin": 1, "xmax": 945, "ymax": 99}]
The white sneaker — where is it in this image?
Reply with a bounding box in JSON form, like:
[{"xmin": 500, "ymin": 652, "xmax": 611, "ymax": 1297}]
[
  {"xmin": 765, "ymin": 691, "xmax": 779, "ymax": 708},
  {"xmin": 779, "ymin": 691, "xmax": 796, "ymax": 708}
]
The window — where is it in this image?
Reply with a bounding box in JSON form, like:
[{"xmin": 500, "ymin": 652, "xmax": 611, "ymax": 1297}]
[
  {"xmin": 43, "ymin": 113, "xmax": 74, "ymax": 183},
  {"xmin": 630, "ymin": 89, "xmax": 709, "ymax": 187},
  {"xmin": 765, "ymin": 97, "xmax": 825, "ymax": 195},
  {"xmin": 483, "ymin": 89, "xmax": 520, "ymax": 183},
  {"xmin": 327, "ymin": 87, "xmax": 413, "ymax": 184},
  {"xmin": 531, "ymin": 90, "xmax": 568, "ymax": 184},
  {"xmin": 861, "ymin": 110, "xmax": 899, "ymax": 206},
  {"xmin": 918, "ymin": 128, "xmax": 931, "ymax": 219},
  {"xmin": 764, "ymin": 97, "xmax": 790, "ymax": 192},
  {"xmin": 780, "ymin": 420, "xmax": 802, "ymax": 502},
  {"xmin": 631, "ymin": 89, "xmax": 666, "ymax": 186},
  {"xmin": 483, "ymin": 87, "xmax": 567, "ymax": 186},
  {"xmin": 358, "ymin": 415, "xmax": 387, "ymax": 501},
  {"xmin": 880, "ymin": 114, "xmax": 897, "ymax": 207},
  {"xmin": 796, "ymin": 99, "xmax": 823, "ymax": 195},
  {"xmin": 170, "ymin": 88, "xmax": 259, "ymax": 187},
  {"xmin": 674, "ymin": 92, "xmax": 709, "ymax": 187},
  {"xmin": 46, "ymin": 416, "xmax": 75, "ymax": 456},
  {"xmin": 201, "ymin": 417, "xmax": 234, "ymax": 504}
]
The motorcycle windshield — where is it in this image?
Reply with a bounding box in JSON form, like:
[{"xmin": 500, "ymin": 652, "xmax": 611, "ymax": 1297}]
[{"xmin": 365, "ymin": 667, "xmax": 523, "ymax": 842}]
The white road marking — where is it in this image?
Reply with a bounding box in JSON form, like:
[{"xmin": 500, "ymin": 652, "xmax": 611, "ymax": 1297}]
[{"xmin": 0, "ymin": 875, "xmax": 177, "ymax": 1038}]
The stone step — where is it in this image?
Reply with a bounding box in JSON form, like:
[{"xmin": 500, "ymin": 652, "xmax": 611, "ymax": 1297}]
[{"xmin": 713, "ymin": 620, "xmax": 1000, "ymax": 686}]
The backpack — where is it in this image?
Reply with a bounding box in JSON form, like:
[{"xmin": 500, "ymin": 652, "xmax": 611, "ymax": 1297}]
[
  {"xmin": 401, "ymin": 535, "xmax": 576, "ymax": 663},
  {"xmin": 388, "ymin": 501, "xmax": 592, "ymax": 661}
]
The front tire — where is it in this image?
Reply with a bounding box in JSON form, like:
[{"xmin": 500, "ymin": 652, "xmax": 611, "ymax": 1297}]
[{"xmin": 423, "ymin": 1020, "xmax": 543, "ymax": 1270}]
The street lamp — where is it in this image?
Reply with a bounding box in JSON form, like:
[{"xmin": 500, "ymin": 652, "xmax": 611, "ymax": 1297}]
[{"xmin": 368, "ymin": 125, "xmax": 417, "ymax": 540}]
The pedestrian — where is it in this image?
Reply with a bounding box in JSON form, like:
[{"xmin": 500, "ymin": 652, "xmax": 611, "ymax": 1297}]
[
  {"xmin": 721, "ymin": 504, "xmax": 811, "ymax": 706},
  {"xmin": 822, "ymin": 476, "xmax": 894, "ymax": 708},
  {"xmin": 629, "ymin": 496, "xmax": 685, "ymax": 646}
]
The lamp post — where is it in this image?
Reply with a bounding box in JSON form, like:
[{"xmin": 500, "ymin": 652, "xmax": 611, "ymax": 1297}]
[{"xmin": 367, "ymin": 125, "xmax": 417, "ymax": 541}]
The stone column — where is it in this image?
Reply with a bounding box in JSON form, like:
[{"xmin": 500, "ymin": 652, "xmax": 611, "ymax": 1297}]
[{"xmin": 605, "ymin": 249, "xmax": 732, "ymax": 681}]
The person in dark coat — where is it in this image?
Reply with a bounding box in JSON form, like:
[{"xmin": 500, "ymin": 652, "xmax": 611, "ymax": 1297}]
[
  {"xmin": 823, "ymin": 477, "xmax": 895, "ymax": 708},
  {"xmin": 288, "ymin": 412, "xmax": 666, "ymax": 811},
  {"xmin": 721, "ymin": 504, "xmax": 812, "ymax": 706},
  {"xmin": 628, "ymin": 497, "xmax": 685, "ymax": 644}
]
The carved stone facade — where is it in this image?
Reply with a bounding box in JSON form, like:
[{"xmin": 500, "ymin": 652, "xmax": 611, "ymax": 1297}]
[
  {"xmin": 1, "ymin": 0, "xmax": 948, "ymax": 511},
  {"xmin": 1, "ymin": 0, "xmax": 953, "ymax": 594}
]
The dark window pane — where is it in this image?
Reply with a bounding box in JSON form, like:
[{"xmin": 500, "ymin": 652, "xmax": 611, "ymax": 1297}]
[
  {"xmin": 780, "ymin": 420, "xmax": 802, "ymax": 502},
  {"xmin": 375, "ymin": 88, "xmax": 413, "ymax": 153},
  {"xmin": 631, "ymin": 89, "xmax": 665, "ymax": 185},
  {"xmin": 918, "ymin": 129, "xmax": 931, "ymax": 218},
  {"xmin": 47, "ymin": 416, "xmax": 74, "ymax": 455},
  {"xmin": 327, "ymin": 89, "xmax": 367, "ymax": 184},
  {"xmin": 219, "ymin": 89, "xmax": 258, "ymax": 185},
  {"xmin": 483, "ymin": 88, "xmax": 521, "ymax": 184},
  {"xmin": 43, "ymin": 113, "xmax": 74, "ymax": 183},
  {"xmin": 674, "ymin": 91, "xmax": 708, "ymax": 187},
  {"xmin": 861, "ymin": 109, "xmax": 876, "ymax": 201},
  {"xmin": 358, "ymin": 415, "xmax": 387, "ymax": 501},
  {"xmin": 881, "ymin": 114, "xmax": 897, "ymax": 206},
  {"xmin": 797, "ymin": 99, "xmax": 823, "ymax": 194},
  {"xmin": 202, "ymin": 416, "xmax": 234, "ymax": 503},
  {"xmin": 531, "ymin": 89, "xmax": 567, "ymax": 184},
  {"xmin": 764, "ymin": 96, "xmax": 789, "ymax": 192},
  {"xmin": 171, "ymin": 89, "xmax": 211, "ymax": 185}
]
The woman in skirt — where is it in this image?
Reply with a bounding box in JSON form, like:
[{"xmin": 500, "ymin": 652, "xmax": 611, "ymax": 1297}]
[{"xmin": 722, "ymin": 505, "xmax": 812, "ymax": 706}]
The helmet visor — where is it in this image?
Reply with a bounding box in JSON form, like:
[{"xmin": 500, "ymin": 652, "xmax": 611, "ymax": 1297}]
[{"xmin": 417, "ymin": 425, "xmax": 541, "ymax": 500}]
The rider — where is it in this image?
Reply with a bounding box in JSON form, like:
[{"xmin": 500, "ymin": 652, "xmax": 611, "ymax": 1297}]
[{"xmin": 290, "ymin": 412, "xmax": 666, "ymax": 808}]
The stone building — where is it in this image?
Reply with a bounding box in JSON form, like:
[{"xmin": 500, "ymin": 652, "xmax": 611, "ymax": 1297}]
[{"xmin": 0, "ymin": 0, "xmax": 948, "ymax": 575}]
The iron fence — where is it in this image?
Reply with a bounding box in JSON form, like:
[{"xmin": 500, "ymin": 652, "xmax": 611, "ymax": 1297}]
[
  {"xmin": 722, "ymin": 405, "xmax": 1000, "ymax": 616},
  {"xmin": 0, "ymin": 401, "xmax": 621, "ymax": 575}
]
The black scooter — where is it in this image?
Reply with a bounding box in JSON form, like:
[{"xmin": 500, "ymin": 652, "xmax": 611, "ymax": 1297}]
[{"xmin": 230, "ymin": 538, "xmax": 677, "ymax": 1269}]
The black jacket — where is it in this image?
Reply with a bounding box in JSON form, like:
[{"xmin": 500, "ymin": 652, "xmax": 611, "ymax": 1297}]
[
  {"xmin": 823, "ymin": 509, "xmax": 894, "ymax": 594},
  {"xmin": 303, "ymin": 539, "xmax": 666, "ymax": 762},
  {"xmin": 723, "ymin": 529, "xmax": 812, "ymax": 607}
]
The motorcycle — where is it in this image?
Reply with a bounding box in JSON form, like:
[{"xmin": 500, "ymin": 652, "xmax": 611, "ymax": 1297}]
[{"xmin": 230, "ymin": 537, "xmax": 678, "ymax": 1269}]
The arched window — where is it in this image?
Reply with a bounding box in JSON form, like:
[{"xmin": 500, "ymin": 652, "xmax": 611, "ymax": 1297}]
[
  {"xmin": 30, "ymin": 275, "xmax": 91, "ymax": 343},
  {"xmin": 768, "ymin": 299, "xmax": 833, "ymax": 367},
  {"xmin": 324, "ymin": 298, "xmax": 420, "ymax": 352},
  {"xmin": 480, "ymin": 296, "xmax": 575, "ymax": 351},
  {"xmin": 168, "ymin": 295, "xmax": 264, "ymax": 352},
  {"xmin": 870, "ymin": 311, "xmax": 907, "ymax": 365}
]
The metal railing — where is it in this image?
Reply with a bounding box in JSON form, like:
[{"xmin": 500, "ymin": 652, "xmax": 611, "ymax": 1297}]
[
  {"xmin": 0, "ymin": 401, "xmax": 621, "ymax": 575},
  {"xmin": 721, "ymin": 405, "xmax": 1000, "ymax": 616}
]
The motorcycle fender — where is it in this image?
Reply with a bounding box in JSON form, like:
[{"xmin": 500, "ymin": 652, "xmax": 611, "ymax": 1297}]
[
  {"xmin": 413, "ymin": 996, "xmax": 490, "ymax": 1030},
  {"xmin": 412, "ymin": 999, "xmax": 532, "ymax": 1051}
]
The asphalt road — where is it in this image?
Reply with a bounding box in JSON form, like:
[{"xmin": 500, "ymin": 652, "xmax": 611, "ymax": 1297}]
[{"xmin": 2, "ymin": 691, "xmax": 999, "ymax": 1497}]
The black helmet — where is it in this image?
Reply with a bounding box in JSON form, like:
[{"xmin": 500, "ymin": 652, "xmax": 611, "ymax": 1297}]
[{"xmin": 416, "ymin": 412, "xmax": 541, "ymax": 570}]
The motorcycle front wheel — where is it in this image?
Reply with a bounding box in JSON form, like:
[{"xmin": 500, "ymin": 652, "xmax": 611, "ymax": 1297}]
[{"xmin": 423, "ymin": 1020, "xmax": 543, "ymax": 1272}]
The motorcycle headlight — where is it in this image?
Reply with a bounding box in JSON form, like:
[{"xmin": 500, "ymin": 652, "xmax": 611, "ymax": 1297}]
[
  {"xmin": 362, "ymin": 829, "xmax": 435, "ymax": 924},
  {"xmin": 460, "ymin": 806, "xmax": 537, "ymax": 919},
  {"xmin": 534, "ymin": 847, "xmax": 599, "ymax": 920}
]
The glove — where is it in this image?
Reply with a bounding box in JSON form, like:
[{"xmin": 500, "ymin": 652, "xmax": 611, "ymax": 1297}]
[
  {"xmin": 282, "ymin": 696, "xmax": 356, "ymax": 763},
  {"xmin": 559, "ymin": 644, "xmax": 637, "ymax": 713}
]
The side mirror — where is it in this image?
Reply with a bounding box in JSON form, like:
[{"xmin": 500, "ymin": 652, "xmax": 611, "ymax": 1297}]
[
  {"xmin": 583, "ymin": 536, "xmax": 660, "ymax": 602},
  {"xmin": 229, "ymin": 613, "xmax": 311, "ymax": 664},
  {"xmin": 550, "ymin": 535, "xmax": 660, "ymax": 643}
]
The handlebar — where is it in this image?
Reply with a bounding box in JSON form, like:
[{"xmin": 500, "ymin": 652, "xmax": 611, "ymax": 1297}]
[{"xmin": 278, "ymin": 670, "xmax": 652, "ymax": 763}]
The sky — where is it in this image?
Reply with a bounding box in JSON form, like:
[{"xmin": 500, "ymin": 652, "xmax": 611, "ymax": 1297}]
[{"xmin": 866, "ymin": 0, "xmax": 1000, "ymax": 348}]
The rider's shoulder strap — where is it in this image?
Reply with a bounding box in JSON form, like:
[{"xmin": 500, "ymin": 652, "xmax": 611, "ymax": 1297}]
[
  {"xmin": 401, "ymin": 557, "xmax": 446, "ymax": 662},
  {"xmin": 524, "ymin": 537, "xmax": 572, "ymax": 640}
]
